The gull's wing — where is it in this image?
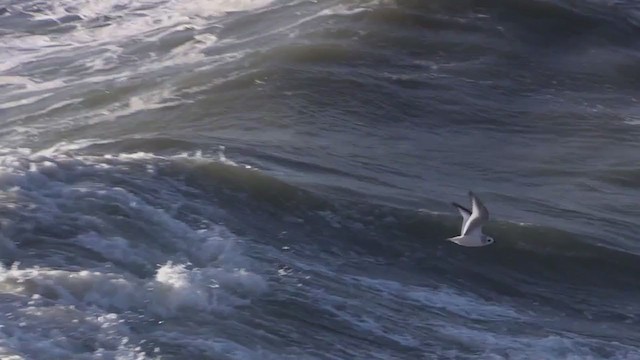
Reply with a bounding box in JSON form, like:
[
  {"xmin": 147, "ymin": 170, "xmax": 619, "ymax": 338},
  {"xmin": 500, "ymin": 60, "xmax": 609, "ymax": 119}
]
[
  {"xmin": 461, "ymin": 191, "xmax": 489, "ymax": 236},
  {"xmin": 451, "ymin": 202, "xmax": 471, "ymax": 235}
]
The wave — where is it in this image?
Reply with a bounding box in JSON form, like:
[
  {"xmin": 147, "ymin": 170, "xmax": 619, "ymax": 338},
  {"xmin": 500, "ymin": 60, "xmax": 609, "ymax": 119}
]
[
  {"xmin": 0, "ymin": 144, "xmax": 280, "ymax": 359},
  {"xmin": 9, "ymin": 141, "xmax": 634, "ymax": 278},
  {"xmin": 382, "ymin": 0, "xmax": 640, "ymax": 41},
  {"xmin": 175, "ymin": 152, "xmax": 640, "ymax": 296},
  {"xmin": 22, "ymin": 140, "xmax": 634, "ymax": 262},
  {"xmin": 0, "ymin": 141, "xmax": 638, "ymax": 358}
]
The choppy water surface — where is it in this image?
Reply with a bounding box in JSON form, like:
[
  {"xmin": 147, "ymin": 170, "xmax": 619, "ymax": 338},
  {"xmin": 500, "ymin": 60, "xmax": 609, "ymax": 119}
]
[{"xmin": 1, "ymin": 0, "xmax": 640, "ymax": 359}]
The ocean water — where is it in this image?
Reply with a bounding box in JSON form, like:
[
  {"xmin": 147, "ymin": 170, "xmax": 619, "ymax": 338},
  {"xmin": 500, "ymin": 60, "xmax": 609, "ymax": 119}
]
[{"xmin": 1, "ymin": 0, "xmax": 640, "ymax": 359}]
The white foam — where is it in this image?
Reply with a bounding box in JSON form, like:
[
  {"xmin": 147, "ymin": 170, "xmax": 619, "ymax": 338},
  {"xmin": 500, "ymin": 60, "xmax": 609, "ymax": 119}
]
[
  {"xmin": 0, "ymin": 0, "xmax": 372, "ymax": 148},
  {"xmin": 0, "ymin": 76, "xmax": 38, "ymax": 89},
  {"xmin": 0, "ymin": 206, "xmax": 265, "ymax": 358},
  {"xmin": 624, "ymin": 115, "xmax": 640, "ymax": 125},
  {"xmin": 0, "ymin": 288, "xmax": 147, "ymax": 359},
  {"xmin": 346, "ymin": 275, "xmax": 523, "ymax": 321},
  {"xmin": 0, "ymin": 0, "xmax": 275, "ymax": 136},
  {"xmin": 337, "ymin": 275, "xmax": 637, "ymax": 359},
  {"xmin": 97, "ymin": 87, "xmax": 187, "ymax": 120},
  {"xmin": 318, "ymin": 3, "xmax": 375, "ymax": 16},
  {"xmin": 0, "ymin": 260, "xmax": 265, "ymax": 317},
  {"xmin": 404, "ymin": 286, "xmax": 522, "ymax": 321},
  {"xmin": 434, "ymin": 322, "xmax": 640, "ymax": 359},
  {"xmin": 0, "ymin": 144, "xmax": 267, "ymax": 338},
  {"xmin": 72, "ymin": 232, "xmax": 156, "ymax": 270},
  {"xmin": 1, "ymin": 146, "xmax": 257, "ymax": 266},
  {"xmin": 216, "ymin": 146, "xmax": 238, "ymax": 166},
  {"xmin": 167, "ymin": 0, "xmax": 274, "ymax": 17},
  {"xmin": 5, "ymin": 0, "xmax": 273, "ymax": 53}
]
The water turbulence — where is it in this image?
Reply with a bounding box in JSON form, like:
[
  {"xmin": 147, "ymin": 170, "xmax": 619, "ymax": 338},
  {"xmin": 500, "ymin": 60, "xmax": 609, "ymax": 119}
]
[{"xmin": 1, "ymin": 0, "xmax": 640, "ymax": 359}]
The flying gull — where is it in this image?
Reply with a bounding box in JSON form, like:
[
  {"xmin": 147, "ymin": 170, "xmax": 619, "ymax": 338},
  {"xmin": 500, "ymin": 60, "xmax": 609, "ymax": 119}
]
[{"xmin": 448, "ymin": 191, "xmax": 494, "ymax": 247}]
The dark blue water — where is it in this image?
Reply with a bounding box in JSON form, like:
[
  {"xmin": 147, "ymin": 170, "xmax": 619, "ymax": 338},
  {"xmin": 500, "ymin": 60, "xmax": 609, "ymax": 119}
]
[{"xmin": 1, "ymin": 0, "xmax": 640, "ymax": 358}]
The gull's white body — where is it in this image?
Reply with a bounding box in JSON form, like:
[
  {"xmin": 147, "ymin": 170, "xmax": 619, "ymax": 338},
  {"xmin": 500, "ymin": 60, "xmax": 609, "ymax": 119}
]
[
  {"xmin": 448, "ymin": 191, "xmax": 494, "ymax": 247},
  {"xmin": 448, "ymin": 233, "xmax": 487, "ymax": 247}
]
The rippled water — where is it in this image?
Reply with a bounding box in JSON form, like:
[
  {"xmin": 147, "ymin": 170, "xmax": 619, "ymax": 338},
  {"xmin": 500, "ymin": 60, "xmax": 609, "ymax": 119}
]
[{"xmin": 1, "ymin": 0, "xmax": 640, "ymax": 359}]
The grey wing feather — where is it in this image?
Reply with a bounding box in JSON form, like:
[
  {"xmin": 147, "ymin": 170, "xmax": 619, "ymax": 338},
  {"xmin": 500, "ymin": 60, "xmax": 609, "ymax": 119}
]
[
  {"xmin": 451, "ymin": 202, "xmax": 471, "ymax": 234},
  {"xmin": 462, "ymin": 191, "xmax": 489, "ymax": 236}
]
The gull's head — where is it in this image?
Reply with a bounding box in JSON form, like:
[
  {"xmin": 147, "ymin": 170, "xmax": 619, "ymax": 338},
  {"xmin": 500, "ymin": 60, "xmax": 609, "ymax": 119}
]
[{"xmin": 482, "ymin": 235, "xmax": 495, "ymax": 245}]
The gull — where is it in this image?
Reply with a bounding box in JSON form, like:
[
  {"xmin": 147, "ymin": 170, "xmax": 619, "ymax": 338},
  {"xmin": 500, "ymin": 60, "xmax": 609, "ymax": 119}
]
[{"xmin": 447, "ymin": 191, "xmax": 494, "ymax": 247}]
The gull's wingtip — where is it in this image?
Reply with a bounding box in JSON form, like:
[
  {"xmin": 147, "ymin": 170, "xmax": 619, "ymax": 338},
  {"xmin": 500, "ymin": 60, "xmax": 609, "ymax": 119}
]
[
  {"xmin": 451, "ymin": 202, "xmax": 470, "ymax": 213},
  {"xmin": 468, "ymin": 191, "xmax": 482, "ymax": 203}
]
